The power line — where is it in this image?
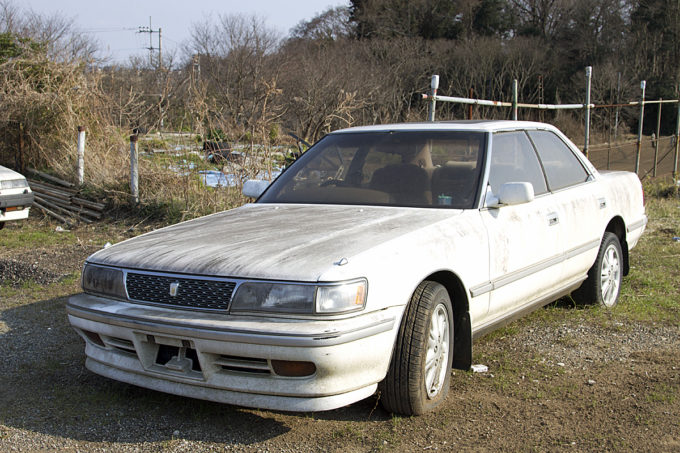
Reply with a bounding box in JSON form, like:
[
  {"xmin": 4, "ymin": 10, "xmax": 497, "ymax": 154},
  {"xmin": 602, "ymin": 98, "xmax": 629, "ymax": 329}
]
[{"xmin": 79, "ymin": 27, "xmax": 139, "ymax": 33}]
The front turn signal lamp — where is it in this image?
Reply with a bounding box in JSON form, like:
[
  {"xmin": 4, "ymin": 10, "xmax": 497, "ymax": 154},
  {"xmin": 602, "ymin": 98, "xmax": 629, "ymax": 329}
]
[{"xmin": 316, "ymin": 280, "xmax": 367, "ymax": 314}]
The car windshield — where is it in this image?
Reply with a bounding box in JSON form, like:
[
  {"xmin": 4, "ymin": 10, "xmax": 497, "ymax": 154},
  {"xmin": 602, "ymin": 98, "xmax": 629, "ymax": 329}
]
[{"xmin": 259, "ymin": 130, "xmax": 487, "ymax": 209}]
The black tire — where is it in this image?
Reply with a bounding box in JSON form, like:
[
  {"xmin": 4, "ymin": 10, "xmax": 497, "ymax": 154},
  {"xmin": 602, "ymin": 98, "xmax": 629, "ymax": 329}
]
[
  {"xmin": 572, "ymin": 232, "xmax": 623, "ymax": 307},
  {"xmin": 379, "ymin": 281, "xmax": 454, "ymax": 415}
]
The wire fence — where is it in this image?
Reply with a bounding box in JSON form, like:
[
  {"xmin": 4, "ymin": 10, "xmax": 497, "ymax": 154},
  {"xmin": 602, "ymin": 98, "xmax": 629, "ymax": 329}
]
[{"xmin": 423, "ymin": 71, "xmax": 680, "ymax": 180}]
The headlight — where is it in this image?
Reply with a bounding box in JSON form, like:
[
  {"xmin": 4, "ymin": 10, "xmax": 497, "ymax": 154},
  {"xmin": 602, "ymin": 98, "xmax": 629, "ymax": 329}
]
[
  {"xmin": 230, "ymin": 279, "xmax": 368, "ymax": 315},
  {"xmin": 316, "ymin": 280, "xmax": 367, "ymax": 314},
  {"xmin": 1, "ymin": 179, "xmax": 29, "ymax": 189},
  {"xmin": 231, "ymin": 282, "xmax": 316, "ymax": 313},
  {"xmin": 82, "ymin": 264, "xmax": 127, "ymax": 299}
]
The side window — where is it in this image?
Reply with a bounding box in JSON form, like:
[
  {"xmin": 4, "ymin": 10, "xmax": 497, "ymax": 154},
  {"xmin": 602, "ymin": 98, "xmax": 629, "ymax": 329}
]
[
  {"xmin": 489, "ymin": 132, "xmax": 548, "ymax": 196},
  {"xmin": 527, "ymin": 130, "xmax": 589, "ymax": 191}
]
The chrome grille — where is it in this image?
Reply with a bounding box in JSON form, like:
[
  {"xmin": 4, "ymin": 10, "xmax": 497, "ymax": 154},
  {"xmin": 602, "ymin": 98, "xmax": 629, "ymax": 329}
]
[{"xmin": 126, "ymin": 273, "xmax": 235, "ymax": 310}]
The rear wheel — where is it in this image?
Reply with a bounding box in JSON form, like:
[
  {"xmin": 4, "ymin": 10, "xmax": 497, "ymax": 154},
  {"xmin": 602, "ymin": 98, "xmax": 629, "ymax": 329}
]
[
  {"xmin": 379, "ymin": 281, "xmax": 453, "ymax": 415},
  {"xmin": 572, "ymin": 232, "xmax": 623, "ymax": 307}
]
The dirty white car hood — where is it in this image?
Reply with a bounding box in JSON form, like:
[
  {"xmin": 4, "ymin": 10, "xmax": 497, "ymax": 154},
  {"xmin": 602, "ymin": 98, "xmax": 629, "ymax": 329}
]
[
  {"xmin": 0, "ymin": 165, "xmax": 26, "ymax": 180},
  {"xmin": 88, "ymin": 204, "xmax": 460, "ymax": 281}
]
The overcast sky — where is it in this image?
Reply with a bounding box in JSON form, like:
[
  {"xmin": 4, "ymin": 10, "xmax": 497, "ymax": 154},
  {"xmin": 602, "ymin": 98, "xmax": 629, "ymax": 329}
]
[{"xmin": 20, "ymin": 0, "xmax": 348, "ymax": 63}]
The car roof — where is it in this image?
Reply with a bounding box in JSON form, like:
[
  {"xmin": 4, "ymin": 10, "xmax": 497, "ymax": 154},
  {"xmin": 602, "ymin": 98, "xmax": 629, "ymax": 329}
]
[{"xmin": 331, "ymin": 120, "xmax": 560, "ymax": 134}]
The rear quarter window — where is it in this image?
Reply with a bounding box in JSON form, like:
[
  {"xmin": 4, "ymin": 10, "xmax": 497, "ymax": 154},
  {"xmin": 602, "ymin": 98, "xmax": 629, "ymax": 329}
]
[{"xmin": 528, "ymin": 130, "xmax": 589, "ymax": 191}]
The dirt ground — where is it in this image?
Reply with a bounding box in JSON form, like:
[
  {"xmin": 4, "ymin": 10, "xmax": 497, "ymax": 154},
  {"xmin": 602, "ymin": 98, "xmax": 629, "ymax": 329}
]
[
  {"xmin": 0, "ymin": 217, "xmax": 679, "ymax": 453},
  {"xmin": 587, "ymin": 138, "xmax": 678, "ymax": 179}
]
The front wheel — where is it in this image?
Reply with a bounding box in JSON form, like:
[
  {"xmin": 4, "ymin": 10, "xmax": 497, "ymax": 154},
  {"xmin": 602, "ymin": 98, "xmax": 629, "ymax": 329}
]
[
  {"xmin": 572, "ymin": 232, "xmax": 623, "ymax": 307},
  {"xmin": 379, "ymin": 281, "xmax": 453, "ymax": 415}
]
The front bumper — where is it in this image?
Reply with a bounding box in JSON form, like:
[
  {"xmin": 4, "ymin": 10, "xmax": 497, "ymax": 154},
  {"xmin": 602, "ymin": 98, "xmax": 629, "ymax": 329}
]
[
  {"xmin": 67, "ymin": 293, "xmax": 400, "ymax": 412},
  {"xmin": 0, "ymin": 191, "xmax": 32, "ymax": 222},
  {"xmin": 0, "ymin": 191, "xmax": 34, "ymax": 209}
]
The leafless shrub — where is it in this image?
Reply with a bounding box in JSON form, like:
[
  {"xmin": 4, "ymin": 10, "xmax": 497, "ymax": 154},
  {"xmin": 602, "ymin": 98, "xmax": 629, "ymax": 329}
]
[{"xmin": 0, "ymin": 51, "xmax": 127, "ymax": 186}]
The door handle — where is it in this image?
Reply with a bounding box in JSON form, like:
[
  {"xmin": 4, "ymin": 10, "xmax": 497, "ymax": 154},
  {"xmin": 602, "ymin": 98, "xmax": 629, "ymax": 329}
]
[{"xmin": 547, "ymin": 213, "xmax": 559, "ymax": 226}]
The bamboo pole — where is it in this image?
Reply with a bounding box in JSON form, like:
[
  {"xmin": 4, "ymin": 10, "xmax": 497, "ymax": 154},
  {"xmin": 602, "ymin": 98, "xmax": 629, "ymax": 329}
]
[
  {"xmin": 26, "ymin": 168, "xmax": 75, "ymax": 188},
  {"xmin": 33, "ymin": 201, "xmax": 75, "ymax": 227}
]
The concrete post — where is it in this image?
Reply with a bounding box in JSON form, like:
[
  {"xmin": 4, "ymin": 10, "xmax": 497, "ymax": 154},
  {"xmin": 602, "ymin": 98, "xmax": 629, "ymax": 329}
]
[
  {"xmin": 130, "ymin": 135, "xmax": 139, "ymax": 203},
  {"xmin": 428, "ymin": 75, "xmax": 439, "ymax": 122},
  {"xmin": 77, "ymin": 126, "xmax": 86, "ymax": 185}
]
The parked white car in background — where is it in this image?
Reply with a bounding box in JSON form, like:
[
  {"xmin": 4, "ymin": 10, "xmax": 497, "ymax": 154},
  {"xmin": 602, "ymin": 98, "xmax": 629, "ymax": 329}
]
[
  {"xmin": 0, "ymin": 165, "xmax": 33, "ymax": 229},
  {"xmin": 68, "ymin": 121, "xmax": 646, "ymax": 415}
]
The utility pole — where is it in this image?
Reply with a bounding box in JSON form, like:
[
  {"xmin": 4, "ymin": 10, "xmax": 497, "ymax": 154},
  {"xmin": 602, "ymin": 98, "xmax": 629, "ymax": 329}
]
[
  {"xmin": 138, "ymin": 17, "xmax": 162, "ymax": 70},
  {"xmin": 138, "ymin": 17, "xmax": 164, "ymax": 129}
]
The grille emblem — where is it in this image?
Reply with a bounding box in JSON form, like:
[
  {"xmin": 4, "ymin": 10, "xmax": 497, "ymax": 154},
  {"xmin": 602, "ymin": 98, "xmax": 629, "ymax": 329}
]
[{"xmin": 169, "ymin": 282, "xmax": 180, "ymax": 297}]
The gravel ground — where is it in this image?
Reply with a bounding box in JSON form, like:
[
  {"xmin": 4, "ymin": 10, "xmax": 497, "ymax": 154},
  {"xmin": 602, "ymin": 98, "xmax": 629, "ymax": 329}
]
[
  {"xmin": 0, "ymin": 257, "xmax": 61, "ymax": 286},
  {"xmin": 1, "ymin": 218, "xmax": 678, "ymax": 452}
]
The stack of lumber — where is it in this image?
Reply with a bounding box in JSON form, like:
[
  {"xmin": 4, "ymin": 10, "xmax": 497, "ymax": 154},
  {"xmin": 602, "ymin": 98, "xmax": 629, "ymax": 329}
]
[{"xmin": 26, "ymin": 168, "xmax": 105, "ymax": 227}]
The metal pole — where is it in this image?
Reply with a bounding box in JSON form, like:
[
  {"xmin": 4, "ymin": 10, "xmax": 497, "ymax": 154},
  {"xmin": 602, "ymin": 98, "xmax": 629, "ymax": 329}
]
[
  {"xmin": 614, "ymin": 72, "xmax": 621, "ymax": 141},
  {"xmin": 77, "ymin": 126, "xmax": 86, "ymax": 185},
  {"xmin": 674, "ymin": 101, "xmax": 680, "ymax": 179},
  {"xmin": 635, "ymin": 80, "xmax": 646, "ymax": 175},
  {"xmin": 584, "ymin": 66, "xmax": 592, "ymax": 157},
  {"xmin": 130, "ymin": 135, "xmax": 139, "ymax": 203},
  {"xmin": 427, "ymin": 75, "xmax": 439, "ymax": 122},
  {"xmin": 512, "ymin": 79, "xmax": 518, "ymax": 120},
  {"xmin": 654, "ymin": 98, "xmax": 662, "ymax": 177},
  {"xmin": 468, "ymin": 88, "xmax": 473, "ymax": 120}
]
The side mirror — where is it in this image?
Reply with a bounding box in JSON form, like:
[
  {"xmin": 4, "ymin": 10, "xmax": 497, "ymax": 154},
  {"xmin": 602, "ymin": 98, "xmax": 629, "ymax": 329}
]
[
  {"xmin": 242, "ymin": 179, "xmax": 270, "ymax": 198},
  {"xmin": 498, "ymin": 182, "xmax": 534, "ymax": 205}
]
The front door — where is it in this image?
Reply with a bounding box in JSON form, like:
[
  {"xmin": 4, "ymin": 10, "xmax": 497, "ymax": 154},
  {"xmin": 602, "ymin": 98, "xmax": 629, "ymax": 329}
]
[{"xmin": 476, "ymin": 131, "xmax": 565, "ymax": 329}]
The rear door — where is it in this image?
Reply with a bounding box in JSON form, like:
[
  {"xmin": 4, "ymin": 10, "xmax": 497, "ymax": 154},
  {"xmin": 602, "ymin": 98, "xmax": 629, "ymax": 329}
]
[{"xmin": 526, "ymin": 130, "xmax": 602, "ymax": 284}]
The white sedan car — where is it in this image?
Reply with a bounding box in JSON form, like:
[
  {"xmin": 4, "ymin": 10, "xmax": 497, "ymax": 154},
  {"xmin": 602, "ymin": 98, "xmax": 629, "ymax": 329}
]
[
  {"xmin": 67, "ymin": 121, "xmax": 646, "ymax": 415},
  {"xmin": 0, "ymin": 165, "xmax": 33, "ymax": 229}
]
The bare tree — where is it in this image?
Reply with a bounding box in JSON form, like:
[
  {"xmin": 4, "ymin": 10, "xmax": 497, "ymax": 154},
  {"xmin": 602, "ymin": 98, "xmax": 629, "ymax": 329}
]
[{"xmin": 185, "ymin": 14, "xmax": 282, "ymax": 140}]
